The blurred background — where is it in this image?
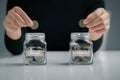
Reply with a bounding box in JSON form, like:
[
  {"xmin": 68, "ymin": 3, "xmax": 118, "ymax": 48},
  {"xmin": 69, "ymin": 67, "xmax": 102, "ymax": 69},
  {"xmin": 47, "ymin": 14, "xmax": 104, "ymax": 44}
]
[{"xmin": 0, "ymin": 0, "xmax": 120, "ymax": 55}]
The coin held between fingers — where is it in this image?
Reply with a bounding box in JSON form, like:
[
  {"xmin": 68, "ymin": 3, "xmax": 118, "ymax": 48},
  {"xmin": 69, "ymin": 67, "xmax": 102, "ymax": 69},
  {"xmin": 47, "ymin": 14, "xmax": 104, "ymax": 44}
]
[
  {"xmin": 31, "ymin": 20, "xmax": 39, "ymax": 30},
  {"xmin": 78, "ymin": 19, "xmax": 86, "ymax": 28}
]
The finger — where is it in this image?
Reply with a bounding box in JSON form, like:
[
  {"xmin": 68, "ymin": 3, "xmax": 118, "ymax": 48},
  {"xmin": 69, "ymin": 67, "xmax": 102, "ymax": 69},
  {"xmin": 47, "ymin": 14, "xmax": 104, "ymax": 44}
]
[
  {"xmin": 90, "ymin": 18, "xmax": 110, "ymax": 31},
  {"xmin": 95, "ymin": 25, "xmax": 109, "ymax": 34},
  {"xmin": 6, "ymin": 15, "xmax": 15, "ymax": 25},
  {"xmin": 8, "ymin": 10, "xmax": 26, "ymax": 26},
  {"xmin": 4, "ymin": 20, "xmax": 19, "ymax": 32},
  {"xmin": 8, "ymin": 10, "xmax": 23, "ymax": 28},
  {"xmin": 87, "ymin": 12, "xmax": 109, "ymax": 28},
  {"xmin": 7, "ymin": 14, "xmax": 23, "ymax": 28},
  {"xmin": 4, "ymin": 15, "xmax": 18, "ymax": 28},
  {"xmin": 83, "ymin": 8, "xmax": 104, "ymax": 25},
  {"xmin": 12, "ymin": 6, "xmax": 33, "ymax": 26}
]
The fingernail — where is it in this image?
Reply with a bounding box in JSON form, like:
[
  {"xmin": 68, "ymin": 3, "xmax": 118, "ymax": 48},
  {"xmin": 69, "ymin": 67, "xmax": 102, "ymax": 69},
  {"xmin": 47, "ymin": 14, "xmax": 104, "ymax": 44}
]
[
  {"xmin": 30, "ymin": 21, "xmax": 33, "ymax": 26},
  {"xmin": 86, "ymin": 25, "xmax": 89, "ymax": 28},
  {"xmin": 89, "ymin": 28, "xmax": 94, "ymax": 32},
  {"xmin": 26, "ymin": 20, "xmax": 33, "ymax": 27},
  {"xmin": 83, "ymin": 20, "xmax": 87, "ymax": 24}
]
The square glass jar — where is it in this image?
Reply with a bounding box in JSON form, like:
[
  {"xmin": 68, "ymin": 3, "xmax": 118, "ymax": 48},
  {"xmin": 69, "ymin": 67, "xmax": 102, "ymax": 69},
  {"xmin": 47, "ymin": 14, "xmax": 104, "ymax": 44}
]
[
  {"xmin": 24, "ymin": 33, "xmax": 47, "ymax": 65},
  {"xmin": 70, "ymin": 33, "xmax": 93, "ymax": 64}
]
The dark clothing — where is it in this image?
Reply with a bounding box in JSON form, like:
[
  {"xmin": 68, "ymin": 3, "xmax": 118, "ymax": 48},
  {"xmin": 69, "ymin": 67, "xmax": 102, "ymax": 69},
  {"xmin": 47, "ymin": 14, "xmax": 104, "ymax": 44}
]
[{"xmin": 5, "ymin": 0, "xmax": 105, "ymax": 55}]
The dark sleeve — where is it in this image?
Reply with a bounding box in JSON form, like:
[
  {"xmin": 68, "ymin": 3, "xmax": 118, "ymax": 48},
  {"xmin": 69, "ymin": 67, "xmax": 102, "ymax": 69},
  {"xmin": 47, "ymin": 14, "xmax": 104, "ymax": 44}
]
[
  {"xmin": 92, "ymin": 36, "xmax": 103, "ymax": 53},
  {"xmin": 86, "ymin": 0, "xmax": 105, "ymax": 14},
  {"xmin": 6, "ymin": 0, "xmax": 25, "ymax": 10},
  {"xmin": 86, "ymin": 0, "xmax": 105, "ymax": 53},
  {"xmin": 5, "ymin": 28, "xmax": 26, "ymax": 55}
]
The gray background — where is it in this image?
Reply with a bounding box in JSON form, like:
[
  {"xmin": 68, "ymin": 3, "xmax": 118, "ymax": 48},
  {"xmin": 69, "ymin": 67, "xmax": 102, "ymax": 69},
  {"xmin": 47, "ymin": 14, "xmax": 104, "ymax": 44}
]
[
  {"xmin": 0, "ymin": 0, "xmax": 120, "ymax": 55},
  {"xmin": 105, "ymin": 0, "xmax": 120, "ymax": 50}
]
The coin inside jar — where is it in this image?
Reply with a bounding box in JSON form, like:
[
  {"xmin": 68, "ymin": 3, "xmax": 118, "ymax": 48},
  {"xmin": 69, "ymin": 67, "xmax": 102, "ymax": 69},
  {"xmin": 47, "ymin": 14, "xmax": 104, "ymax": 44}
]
[
  {"xmin": 34, "ymin": 56, "xmax": 44, "ymax": 62},
  {"xmin": 31, "ymin": 20, "xmax": 39, "ymax": 29},
  {"xmin": 78, "ymin": 19, "xmax": 86, "ymax": 28}
]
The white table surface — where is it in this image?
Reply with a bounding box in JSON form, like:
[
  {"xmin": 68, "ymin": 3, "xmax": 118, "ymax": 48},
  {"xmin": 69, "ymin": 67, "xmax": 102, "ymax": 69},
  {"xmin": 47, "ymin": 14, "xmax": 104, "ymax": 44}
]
[{"xmin": 0, "ymin": 51, "xmax": 120, "ymax": 80}]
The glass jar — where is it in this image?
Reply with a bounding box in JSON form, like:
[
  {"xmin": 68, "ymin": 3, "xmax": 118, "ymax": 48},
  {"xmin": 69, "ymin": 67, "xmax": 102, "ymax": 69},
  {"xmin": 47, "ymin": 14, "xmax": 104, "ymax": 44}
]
[
  {"xmin": 24, "ymin": 33, "xmax": 47, "ymax": 65},
  {"xmin": 70, "ymin": 33, "xmax": 93, "ymax": 64}
]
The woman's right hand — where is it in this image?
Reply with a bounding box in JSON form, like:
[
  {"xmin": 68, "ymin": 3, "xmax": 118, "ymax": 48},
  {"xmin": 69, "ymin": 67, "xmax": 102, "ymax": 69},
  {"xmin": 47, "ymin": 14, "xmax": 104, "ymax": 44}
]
[{"xmin": 3, "ymin": 6, "xmax": 33, "ymax": 40}]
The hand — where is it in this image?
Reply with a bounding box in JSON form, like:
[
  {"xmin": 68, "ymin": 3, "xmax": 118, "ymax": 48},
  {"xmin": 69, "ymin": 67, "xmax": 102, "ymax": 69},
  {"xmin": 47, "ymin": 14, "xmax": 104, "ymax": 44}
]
[
  {"xmin": 83, "ymin": 8, "xmax": 110, "ymax": 41},
  {"xmin": 3, "ymin": 6, "xmax": 33, "ymax": 40}
]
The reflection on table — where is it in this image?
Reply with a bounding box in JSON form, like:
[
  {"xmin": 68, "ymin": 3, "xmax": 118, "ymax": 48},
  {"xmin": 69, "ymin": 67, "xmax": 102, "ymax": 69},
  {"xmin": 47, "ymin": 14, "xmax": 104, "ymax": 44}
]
[{"xmin": 0, "ymin": 51, "xmax": 120, "ymax": 80}]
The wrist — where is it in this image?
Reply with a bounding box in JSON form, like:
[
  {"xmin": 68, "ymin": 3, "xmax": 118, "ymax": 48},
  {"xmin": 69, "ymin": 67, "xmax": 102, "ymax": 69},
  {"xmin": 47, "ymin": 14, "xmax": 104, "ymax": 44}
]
[
  {"xmin": 90, "ymin": 33, "xmax": 103, "ymax": 41},
  {"xmin": 6, "ymin": 29, "xmax": 22, "ymax": 40}
]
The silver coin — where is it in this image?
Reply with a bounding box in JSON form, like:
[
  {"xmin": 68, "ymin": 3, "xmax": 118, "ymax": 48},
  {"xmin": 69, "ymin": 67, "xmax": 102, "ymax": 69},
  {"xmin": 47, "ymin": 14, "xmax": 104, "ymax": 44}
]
[
  {"xmin": 34, "ymin": 56, "xmax": 44, "ymax": 62},
  {"xmin": 31, "ymin": 20, "xmax": 39, "ymax": 29},
  {"xmin": 78, "ymin": 19, "xmax": 86, "ymax": 28}
]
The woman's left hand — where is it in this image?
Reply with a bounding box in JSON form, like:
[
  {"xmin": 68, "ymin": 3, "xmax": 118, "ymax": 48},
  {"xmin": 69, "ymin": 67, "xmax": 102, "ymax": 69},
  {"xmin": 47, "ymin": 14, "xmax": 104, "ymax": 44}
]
[{"xmin": 83, "ymin": 8, "xmax": 110, "ymax": 41}]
